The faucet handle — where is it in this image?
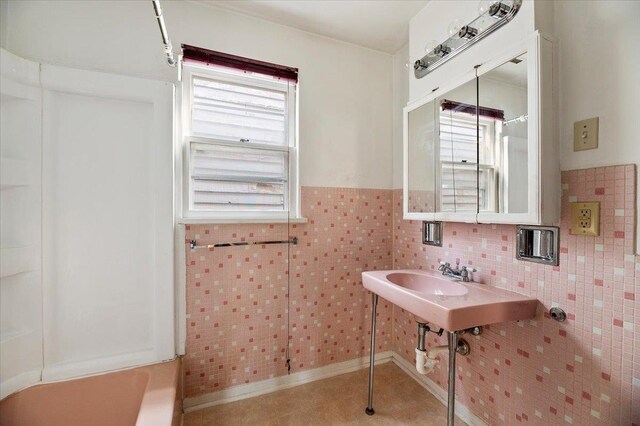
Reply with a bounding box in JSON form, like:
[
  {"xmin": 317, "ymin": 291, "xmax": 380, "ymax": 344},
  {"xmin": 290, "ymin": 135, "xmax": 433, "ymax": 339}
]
[
  {"xmin": 438, "ymin": 261, "xmax": 449, "ymax": 271},
  {"xmin": 460, "ymin": 266, "xmax": 477, "ymax": 282}
]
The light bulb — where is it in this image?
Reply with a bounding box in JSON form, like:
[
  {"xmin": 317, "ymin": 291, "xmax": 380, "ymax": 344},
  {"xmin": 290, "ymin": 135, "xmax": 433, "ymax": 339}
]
[
  {"xmin": 424, "ymin": 40, "xmax": 438, "ymax": 57},
  {"xmin": 405, "ymin": 56, "xmax": 414, "ymax": 69},
  {"xmin": 478, "ymin": 0, "xmax": 498, "ymax": 15},
  {"xmin": 448, "ymin": 19, "xmax": 463, "ymax": 37}
]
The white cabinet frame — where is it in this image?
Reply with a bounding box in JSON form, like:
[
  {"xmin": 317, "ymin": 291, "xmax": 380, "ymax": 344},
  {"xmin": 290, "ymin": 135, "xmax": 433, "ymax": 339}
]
[{"xmin": 403, "ymin": 32, "xmax": 559, "ymax": 226}]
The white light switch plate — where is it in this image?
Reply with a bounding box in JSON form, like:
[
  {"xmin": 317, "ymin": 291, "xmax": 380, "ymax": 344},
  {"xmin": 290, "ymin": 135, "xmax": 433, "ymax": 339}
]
[{"xmin": 573, "ymin": 117, "xmax": 599, "ymax": 151}]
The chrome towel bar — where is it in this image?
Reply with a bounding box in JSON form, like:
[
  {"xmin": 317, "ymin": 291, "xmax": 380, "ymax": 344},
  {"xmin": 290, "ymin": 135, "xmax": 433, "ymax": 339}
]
[{"xmin": 189, "ymin": 237, "xmax": 298, "ymax": 250}]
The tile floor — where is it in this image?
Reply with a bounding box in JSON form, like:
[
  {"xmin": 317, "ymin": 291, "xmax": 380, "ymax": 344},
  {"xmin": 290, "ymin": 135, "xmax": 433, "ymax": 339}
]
[{"xmin": 183, "ymin": 362, "xmax": 468, "ymax": 425}]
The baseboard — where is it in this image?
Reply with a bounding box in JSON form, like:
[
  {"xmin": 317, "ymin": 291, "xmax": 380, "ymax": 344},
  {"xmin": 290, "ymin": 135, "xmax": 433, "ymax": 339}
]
[
  {"xmin": 183, "ymin": 350, "xmax": 487, "ymax": 426},
  {"xmin": 183, "ymin": 351, "xmax": 394, "ymax": 412},
  {"xmin": 391, "ymin": 352, "xmax": 487, "ymax": 426}
]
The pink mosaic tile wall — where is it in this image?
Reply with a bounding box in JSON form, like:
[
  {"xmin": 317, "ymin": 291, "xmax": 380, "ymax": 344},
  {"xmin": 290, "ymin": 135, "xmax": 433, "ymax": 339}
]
[
  {"xmin": 184, "ymin": 165, "xmax": 638, "ymax": 425},
  {"xmin": 184, "ymin": 187, "xmax": 394, "ymax": 397},
  {"xmin": 393, "ymin": 165, "xmax": 639, "ymax": 425}
]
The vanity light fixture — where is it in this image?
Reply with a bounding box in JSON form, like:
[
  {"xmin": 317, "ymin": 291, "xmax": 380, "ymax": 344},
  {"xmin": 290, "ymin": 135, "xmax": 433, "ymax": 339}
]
[{"xmin": 414, "ymin": 0, "xmax": 523, "ymax": 79}]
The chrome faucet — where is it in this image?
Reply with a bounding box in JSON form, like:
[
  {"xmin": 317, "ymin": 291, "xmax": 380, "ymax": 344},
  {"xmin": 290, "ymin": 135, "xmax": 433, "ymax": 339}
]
[{"xmin": 438, "ymin": 261, "xmax": 476, "ymax": 282}]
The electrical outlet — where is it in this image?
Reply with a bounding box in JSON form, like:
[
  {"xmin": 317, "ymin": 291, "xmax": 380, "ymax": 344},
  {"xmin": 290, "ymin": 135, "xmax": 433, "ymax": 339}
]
[
  {"xmin": 570, "ymin": 202, "xmax": 600, "ymax": 236},
  {"xmin": 573, "ymin": 117, "xmax": 599, "ymax": 151}
]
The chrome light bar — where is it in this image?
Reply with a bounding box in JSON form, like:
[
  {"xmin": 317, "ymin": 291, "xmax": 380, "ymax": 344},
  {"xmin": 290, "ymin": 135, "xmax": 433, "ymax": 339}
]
[{"xmin": 414, "ymin": 0, "xmax": 522, "ymax": 79}]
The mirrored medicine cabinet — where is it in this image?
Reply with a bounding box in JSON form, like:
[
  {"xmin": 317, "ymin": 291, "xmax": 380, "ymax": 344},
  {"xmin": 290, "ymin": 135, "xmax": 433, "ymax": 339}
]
[{"xmin": 403, "ymin": 32, "xmax": 559, "ymax": 225}]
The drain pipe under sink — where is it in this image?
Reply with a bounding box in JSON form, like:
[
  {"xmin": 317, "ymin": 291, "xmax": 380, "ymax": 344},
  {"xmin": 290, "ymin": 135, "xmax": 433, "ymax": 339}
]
[
  {"xmin": 415, "ymin": 322, "xmax": 448, "ymax": 375},
  {"xmin": 415, "ymin": 322, "xmax": 472, "ymax": 426}
]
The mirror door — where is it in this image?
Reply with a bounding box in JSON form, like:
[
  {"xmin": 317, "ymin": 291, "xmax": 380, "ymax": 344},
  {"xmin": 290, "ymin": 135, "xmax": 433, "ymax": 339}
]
[
  {"xmin": 404, "ymin": 75, "xmax": 481, "ymax": 222},
  {"xmin": 406, "ymin": 100, "xmax": 437, "ymax": 216},
  {"xmin": 434, "ymin": 78, "xmax": 479, "ymax": 222},
  {"xmin": 404, "ymin": 34, "xmax": 549, "ymax": 225},
  {"xmin": 477, "ymin": 51, "xmax": 531, "ymax": 221}
]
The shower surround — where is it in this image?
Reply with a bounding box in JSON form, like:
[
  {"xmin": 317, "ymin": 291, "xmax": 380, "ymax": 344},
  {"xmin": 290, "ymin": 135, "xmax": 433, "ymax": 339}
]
[{"xmin": 184, "ymin": 165, "xmax": 639, "ymax": 425}]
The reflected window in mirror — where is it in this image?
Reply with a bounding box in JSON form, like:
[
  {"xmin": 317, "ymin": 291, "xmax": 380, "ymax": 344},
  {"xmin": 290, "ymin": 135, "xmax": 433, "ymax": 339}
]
[
  {"xmin": 435, "ymin": 78, "xmax": 477, "ymax": 214},
  {"xmin": 438, "ymin": 100, "xmax": 503, "ymax": 212},
  {"xmin": 479, "ymin": 52, "xmax": 529, "ymax": 214}
]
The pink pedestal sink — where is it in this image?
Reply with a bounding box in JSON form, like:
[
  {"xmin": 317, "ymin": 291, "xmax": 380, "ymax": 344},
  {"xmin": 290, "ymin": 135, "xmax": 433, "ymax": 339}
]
[{"xmin": 363, "ymin": 269, "xmax": 538, "ymax": 331}]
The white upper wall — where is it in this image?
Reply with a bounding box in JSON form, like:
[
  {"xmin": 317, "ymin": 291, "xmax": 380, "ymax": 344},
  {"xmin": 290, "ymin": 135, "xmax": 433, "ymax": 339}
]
[
  {"xmin": 392, "ymin": 43, "xmax": 409, "ymax": 189},
  {"xmin": 3, "ymin": 0, "xmax": 394, "ymax": 189},
  {"xmin": 555, "ymin": 0, "xmax": 640, "ymax": 172},
  {"xmin": 555, "ymin": 0, "xmax": 640, "ymax": 254},
  {"xmin": 0, "ymin": 0, "xmax": 8, "ymax": 49}
]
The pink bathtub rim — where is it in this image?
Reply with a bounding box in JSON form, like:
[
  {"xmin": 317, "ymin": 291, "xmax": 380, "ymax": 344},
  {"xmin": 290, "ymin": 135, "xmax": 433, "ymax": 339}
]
[{"xmin": 0, "ymin": 358, "xmax": 181, "ymax": 426}]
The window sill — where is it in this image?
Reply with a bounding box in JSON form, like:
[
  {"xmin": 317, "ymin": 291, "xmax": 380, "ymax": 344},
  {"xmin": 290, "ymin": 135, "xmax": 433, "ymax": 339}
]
[{"xmin": 177, "ymin": 217, "xmax": 308, "ymax": 225}]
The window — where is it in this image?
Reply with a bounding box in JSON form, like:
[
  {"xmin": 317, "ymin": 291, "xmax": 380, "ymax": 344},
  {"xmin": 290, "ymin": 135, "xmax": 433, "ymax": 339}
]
[{"xmin": 179, "ymin": 47, "xmax": 299, "ymax": 222}]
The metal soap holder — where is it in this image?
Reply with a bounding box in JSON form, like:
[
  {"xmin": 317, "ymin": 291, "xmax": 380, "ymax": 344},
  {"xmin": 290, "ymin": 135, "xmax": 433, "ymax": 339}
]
[
  {"xmin": 422, "ymin": 221, "xmax": 442, "ymax": 247},
  {"xmin": 516, "ymin": 225, "xmax": 559, "ymax": 266}
]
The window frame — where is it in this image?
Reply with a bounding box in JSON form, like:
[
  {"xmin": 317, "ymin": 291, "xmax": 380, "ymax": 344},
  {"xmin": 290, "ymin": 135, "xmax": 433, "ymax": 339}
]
[{"xmin": 177, "ymin": 61, "xmax": 301, "ymax": 223}]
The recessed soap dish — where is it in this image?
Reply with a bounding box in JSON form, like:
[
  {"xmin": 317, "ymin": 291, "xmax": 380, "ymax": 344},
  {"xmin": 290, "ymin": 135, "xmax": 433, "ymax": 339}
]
[
  {"xmin": 516, "ymin": 225, "xmax": 559, "ymax": 266},
  {"xmin": 422, "ymin": 221, "xmax": 442, "ymax": 247}
]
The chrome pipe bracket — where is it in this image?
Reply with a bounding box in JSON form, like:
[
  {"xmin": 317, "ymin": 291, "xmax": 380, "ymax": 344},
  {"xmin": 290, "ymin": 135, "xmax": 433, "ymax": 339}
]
[
  {"xmin": 456, "ymin": 338, "xmax": 471, "ymax": 356},
  {"xmin": 549, "ymin": 307, "xmax": 567, "ymax": 322}
]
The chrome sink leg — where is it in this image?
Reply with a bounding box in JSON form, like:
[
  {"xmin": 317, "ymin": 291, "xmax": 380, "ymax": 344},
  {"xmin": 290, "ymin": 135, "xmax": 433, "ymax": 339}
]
[
  {"xmin": 447, "ymin": 330, "xmax": 458, "ymax": 425},
  {"xmin": 365, "ymin": 293, "xmax": 378, "ymax": 415}
]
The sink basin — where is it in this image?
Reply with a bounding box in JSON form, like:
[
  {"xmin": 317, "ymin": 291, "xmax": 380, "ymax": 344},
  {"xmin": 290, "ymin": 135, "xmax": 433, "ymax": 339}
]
[
  {"xmin": 363, "ymin": 270, "xmax": 538, "ymax": 331},
  {"xmin": 386, "ymin": 272, "xmax": 468, "ymax": 296}
]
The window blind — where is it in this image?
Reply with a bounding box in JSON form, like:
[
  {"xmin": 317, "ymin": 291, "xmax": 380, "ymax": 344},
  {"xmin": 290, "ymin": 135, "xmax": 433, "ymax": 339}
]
[
  {"xmin": 439, "ymin": 114, "xmax": 488, "ymax": 211},
  {"xmin": 182, "ymin": 44, "xmax": 298, "ymax": 82},
  {"xmin": 192, "ymin": 77, "xmax": 287, "ymax": 146},
  {"xmin": 190, "ymin": 143, "xmax": 288, "ymax": 211},
  {"xmin": 440, "ymin": 99, "xmax": 504, "ymax": 120}
]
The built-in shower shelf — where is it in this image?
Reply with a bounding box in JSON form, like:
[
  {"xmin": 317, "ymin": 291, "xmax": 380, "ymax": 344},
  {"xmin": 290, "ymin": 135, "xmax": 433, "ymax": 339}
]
[
  {"xmin": 0, "ymin": 158, "xmax": 36, "ymax": 190},
  {"xmin": 0, "ymin": 246, "xmax": 39, "ymax": 279},
  {"xmin": 0, "ymin": 329, "xmax": 33, "ymax": 345}
]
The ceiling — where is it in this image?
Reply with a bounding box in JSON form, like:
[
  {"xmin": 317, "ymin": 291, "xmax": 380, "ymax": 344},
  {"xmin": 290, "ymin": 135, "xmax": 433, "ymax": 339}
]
[{"xmin": 200, "ymin": 0, "xmax": 430, "ymax": 54}]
